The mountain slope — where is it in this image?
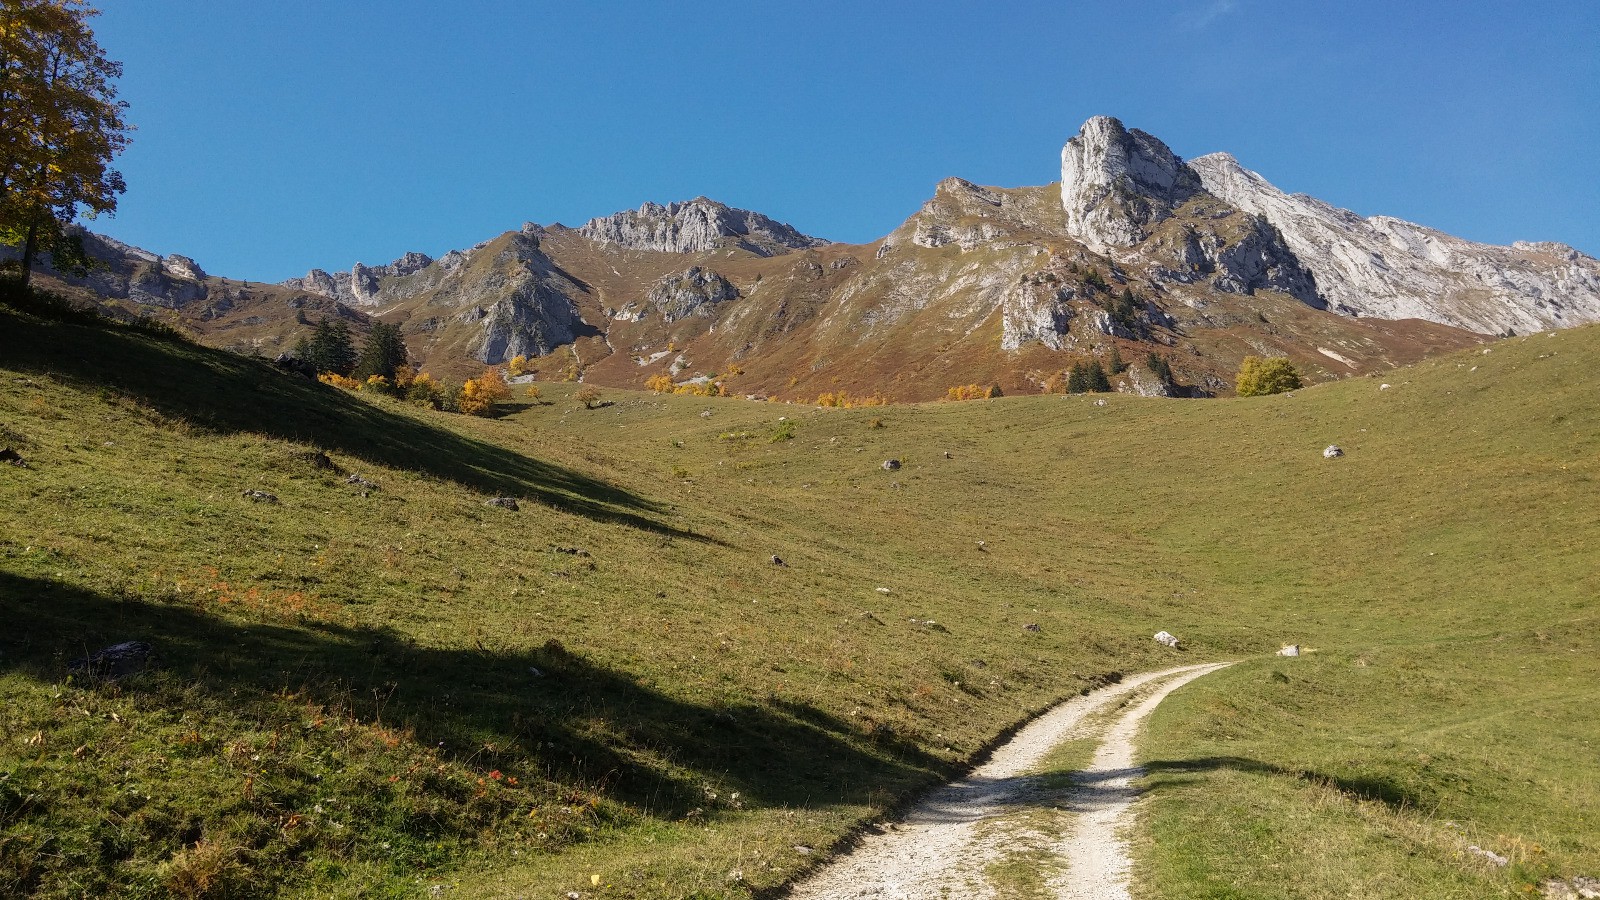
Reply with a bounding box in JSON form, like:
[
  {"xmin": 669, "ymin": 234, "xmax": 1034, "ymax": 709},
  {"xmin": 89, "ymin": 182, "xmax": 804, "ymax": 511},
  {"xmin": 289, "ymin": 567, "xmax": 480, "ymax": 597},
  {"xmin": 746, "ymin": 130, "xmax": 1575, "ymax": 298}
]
[
  {"xmin": 3, "ymin": 300, "xmax": 1596, "ymax": 897},
  {"xmin": 28, "ymin": 116, "xmax": 1600, "ymax": 395},
  {"xmin": 1190, "ymin": 151, "xmax": 1600, "ymax": 334}
]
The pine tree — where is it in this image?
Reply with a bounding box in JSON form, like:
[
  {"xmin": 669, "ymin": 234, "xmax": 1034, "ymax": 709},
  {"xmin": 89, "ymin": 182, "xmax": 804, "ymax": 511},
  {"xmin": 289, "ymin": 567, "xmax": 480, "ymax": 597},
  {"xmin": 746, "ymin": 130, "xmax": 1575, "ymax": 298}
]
[
  {"xmin": 1087, "ymin": 360, "xmax": 1111, "ymax": 392},
  {"xmin": 1066, "ymin": 362, "xmax": 1089, "ymax": 394},
  {"xmin": 1145, "ymin": 351, "xmax": 1173, "ymax": 385},
  {"xmin": 298, "ymin": 317, "xmax": 355, "ymax": 376},
  {"xmin": 1108, "ymin": 343, "xmax": 1126, "ymax": 375},
  {"xmin": 352, "ymin": 321, "xmax": 408, "ymax": 383}
]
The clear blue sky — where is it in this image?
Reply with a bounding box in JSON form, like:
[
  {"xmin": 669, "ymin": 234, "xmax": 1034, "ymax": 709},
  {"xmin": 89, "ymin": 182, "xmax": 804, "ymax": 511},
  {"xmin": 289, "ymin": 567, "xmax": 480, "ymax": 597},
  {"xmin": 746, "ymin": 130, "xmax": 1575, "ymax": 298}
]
[{"xmin": 91, "ymin": 1, "xmax": 1600, "ymax": 282}]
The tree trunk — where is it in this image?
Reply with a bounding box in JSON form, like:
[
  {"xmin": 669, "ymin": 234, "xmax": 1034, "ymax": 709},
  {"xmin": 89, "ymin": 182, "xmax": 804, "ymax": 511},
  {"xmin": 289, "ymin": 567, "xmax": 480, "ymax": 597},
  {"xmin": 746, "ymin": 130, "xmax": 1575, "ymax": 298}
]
[{"xmin": 19, "ymin": 215, "xmax": 39, "ymax": 287}]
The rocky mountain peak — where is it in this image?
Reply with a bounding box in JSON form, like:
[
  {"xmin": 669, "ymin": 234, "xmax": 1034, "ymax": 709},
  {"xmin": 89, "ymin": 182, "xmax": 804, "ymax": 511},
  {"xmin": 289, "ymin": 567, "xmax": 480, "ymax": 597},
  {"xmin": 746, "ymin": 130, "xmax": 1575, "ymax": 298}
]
[
  {"xmin": 1060, "ymin": 115, "xmax": 1203, "ymax": 253},
  {"xmin": 577, "ymin": 197, "xmax": 829, "ymax": 257},
  {"xmin": 284, "ymin": 251, "xmax": 436, "ymax": 307},
  {"xmin": 1189, "ymin": 151, "xmax": 1600, "ymax": 333}
]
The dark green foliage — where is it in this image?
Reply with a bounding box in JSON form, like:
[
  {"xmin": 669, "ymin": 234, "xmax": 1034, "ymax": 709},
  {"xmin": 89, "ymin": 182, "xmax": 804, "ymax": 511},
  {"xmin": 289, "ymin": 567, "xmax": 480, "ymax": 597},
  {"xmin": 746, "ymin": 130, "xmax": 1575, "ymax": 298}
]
[
  {"xmin": 1109, "ymin": 343, "xmax": 1127, "ymax": 375},
  {"xmin": 353, "ymin": 321, "xmax": 409, "ymax": 384},
  {"xmin": 1146, "ymin": 352, "xmax": 1174, "ymax": 385},
  {"xmin": 1106, "ymin": 288, "xmax": 1140, "ymax": 332},
  {"xmin": 1066, "ymin": 363, "xmax": 1089, "ymax": 394},
  {"xmin": 1087, "ymin": 360, "xmax": 1111, "ymax": 392},
  {"xmin": 294, "ymin": 318, "xmax": 356, "ymax": 377},
  {"xmin": 1083, "ymin": 269, "xmax": 1109, "ymax": 292}
]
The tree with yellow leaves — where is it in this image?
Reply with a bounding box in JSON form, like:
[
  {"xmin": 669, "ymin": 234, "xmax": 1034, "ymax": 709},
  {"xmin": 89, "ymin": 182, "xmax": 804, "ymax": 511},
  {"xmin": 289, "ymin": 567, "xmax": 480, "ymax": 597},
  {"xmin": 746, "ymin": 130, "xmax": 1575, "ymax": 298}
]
[
  {"xmin": 645, "ymin": 374, "xmax": 673, "ymax": 393},
  {"xmin": 0, "ymin": 0, "xmax": 132, "ymax": 284},
  {"xmin": 458, "ymin": 366, "xmax": 510, "ymax": 416}
]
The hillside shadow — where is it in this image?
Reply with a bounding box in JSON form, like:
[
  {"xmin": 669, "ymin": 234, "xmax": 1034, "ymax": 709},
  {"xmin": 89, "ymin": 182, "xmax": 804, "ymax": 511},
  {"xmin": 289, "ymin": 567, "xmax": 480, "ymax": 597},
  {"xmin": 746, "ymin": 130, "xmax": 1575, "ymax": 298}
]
[
  {"xmin": 1142, "ymin": 756, "xmax": 1426, "ymax": 809},
  {"xmin": 0, "ymin": 571, "xmax": 937, "ymax": 816},
  {"xmin": 892, "ymin": 755, "xmax": 1427, "ymax": 827},
  {"xmin": 0, "ymin": 309, "xmax": 705, "ymax": 539}
]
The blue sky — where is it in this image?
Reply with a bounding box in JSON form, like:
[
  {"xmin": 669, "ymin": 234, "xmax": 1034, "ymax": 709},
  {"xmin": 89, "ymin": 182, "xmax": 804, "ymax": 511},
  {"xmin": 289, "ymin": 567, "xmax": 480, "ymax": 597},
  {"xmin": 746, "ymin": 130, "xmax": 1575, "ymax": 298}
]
[{"xmin": 92, "ymin": 1, "xmax": 1599, "ymax": 282}]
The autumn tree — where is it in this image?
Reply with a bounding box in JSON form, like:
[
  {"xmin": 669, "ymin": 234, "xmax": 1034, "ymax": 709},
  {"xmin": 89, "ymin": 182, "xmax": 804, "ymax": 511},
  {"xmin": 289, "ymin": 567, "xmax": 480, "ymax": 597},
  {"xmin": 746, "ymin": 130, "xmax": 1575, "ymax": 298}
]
[
  {"xmin": 0, "ymin": 0, "xmax": 132, "ymax": 285},
  {"xmin": 458, "ymin": 366, "xmax": 510, "ymax": 416},
  {"xmin": 1236, "ymin": 355, "xmax": 1302, "ymax": 397}
]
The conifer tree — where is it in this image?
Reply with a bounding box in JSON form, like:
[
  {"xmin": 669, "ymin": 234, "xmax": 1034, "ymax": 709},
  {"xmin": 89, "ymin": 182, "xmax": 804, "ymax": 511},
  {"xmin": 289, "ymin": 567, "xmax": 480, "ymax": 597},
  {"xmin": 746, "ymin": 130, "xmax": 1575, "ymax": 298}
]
[
  {"xmin": 1087, "ymin": 360, "xmax": 1111, "ymax": 392},
  {"xmin": 352, "ymin": 321, "xmax": 408, "ymax": 383}
]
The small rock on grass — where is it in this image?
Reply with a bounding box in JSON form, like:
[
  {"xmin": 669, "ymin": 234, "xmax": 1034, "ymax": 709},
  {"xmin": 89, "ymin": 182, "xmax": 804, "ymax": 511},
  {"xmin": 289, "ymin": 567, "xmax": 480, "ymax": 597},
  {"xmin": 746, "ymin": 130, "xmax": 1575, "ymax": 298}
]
[
  {"xmin": 1023, "ymin": 623, "xmax": 1041, "ymax": 632},
  {"xmin": 69, "ymin": 641, "xmax": 153, "ymax": 681},
  {"xmin": 1277, "ymin": 644, "xmax": 1301, "ymax": 657},
  {"xmin": 1154, "ymin": 630, "xmax": 1180, "ymax": 648},
  {"xmin": 485, "ymin": 496, "xmax": 519, "ymax": 510},
  {"xmin": 241, "ymin": 489, "xmax": 278, "ymax": 503},
  {"xmin": 1323, "ymin": 445, "xmax": 1344, "ymax": 459}
]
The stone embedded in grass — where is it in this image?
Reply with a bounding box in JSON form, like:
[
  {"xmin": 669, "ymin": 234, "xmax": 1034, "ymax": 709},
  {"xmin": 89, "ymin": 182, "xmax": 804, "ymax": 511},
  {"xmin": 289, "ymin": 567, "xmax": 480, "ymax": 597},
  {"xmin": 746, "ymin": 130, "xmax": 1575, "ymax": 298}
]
[
  {"xmin": 881, "ymin": 458, "xmax": 901, "ymax": 471},
  {"xmin": 1277, "ymin": 644, "xmax": 1301, "ymax": 657},
  {"xmin": 1154, "ymin": 630, "xmax": 1180, "ymax": 648},
  {"xmin": 770, "ymin": 554, "xmax": 786, "ymax": 566},
  {"xmin": 1323, "ymin": 445, "xmax": 1344, "ymax": 458},
  {"xmin": 1467, "ymin": 844, "xmax": 1509, "ymax": 867},
  {"xmin": 345, "ymin": 473, "xmax": 378, "ymax": 490},
  {"xmin": 241, "ymin": 489, "xmax": 278, "ymax": 503},
  {"xmin": 1023, "ymin": 623, "xmax": 1041, "ymax": 632},
  {"xmin": 69, "ymin": 640, "xmax": 153, "ymax": 681},
  {"xmin": 484, "ymin": 496, "xmax": 519, "ymax": 510}
]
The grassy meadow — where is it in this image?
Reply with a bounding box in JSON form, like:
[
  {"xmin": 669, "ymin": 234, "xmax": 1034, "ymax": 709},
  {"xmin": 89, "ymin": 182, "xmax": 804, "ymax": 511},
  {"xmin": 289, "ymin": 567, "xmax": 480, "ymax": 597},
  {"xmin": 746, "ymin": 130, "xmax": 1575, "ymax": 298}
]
[{"xmin": 1, "ymin": 300, "xmax": 1595, "ymax": 898}]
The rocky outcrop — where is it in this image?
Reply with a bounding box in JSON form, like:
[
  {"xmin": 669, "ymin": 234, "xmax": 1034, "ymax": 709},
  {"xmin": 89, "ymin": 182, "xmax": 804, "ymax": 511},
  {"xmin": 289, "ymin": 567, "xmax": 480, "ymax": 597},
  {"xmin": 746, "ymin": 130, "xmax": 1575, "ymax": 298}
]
[
  {"xmin": 285, "ymin": 251, "xmax": 435, "ymax": 307},
  {"xmin": 1190, "ymin": 152, "xmax": 1600, "ymax": 333},
  {"xmin": 1060, "ymin": 118, "xmax": 1322, "ymax": 309},
  {"xmin": 1061, "ymin": 116, "xmax": 1204, "ymax": 253},
  {"xmin": 616, "ymin": 267, "xmax": 740, "ymax": 323},
  {"xmin": 1001, "ymin": 273, "xmax": 1075, "ymax": 350},
  {"xmin": 578, "ymin": 197, "xmax": 829, "ymax": 257}
]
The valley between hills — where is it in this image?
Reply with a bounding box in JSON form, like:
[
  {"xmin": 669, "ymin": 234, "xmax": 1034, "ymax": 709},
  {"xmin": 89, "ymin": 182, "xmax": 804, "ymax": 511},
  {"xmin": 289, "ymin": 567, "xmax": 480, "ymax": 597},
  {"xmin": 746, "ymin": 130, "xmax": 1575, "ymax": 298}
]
[{"xmin": 3, "ymin": 115, "xmax": 1598, "ymax": 899}]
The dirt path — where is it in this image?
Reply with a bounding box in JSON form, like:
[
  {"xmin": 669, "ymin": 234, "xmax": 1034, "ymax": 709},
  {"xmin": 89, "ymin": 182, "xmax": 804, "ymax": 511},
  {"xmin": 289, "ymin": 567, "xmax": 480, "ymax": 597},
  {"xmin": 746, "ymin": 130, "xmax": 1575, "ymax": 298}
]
[{"xmin": 786, "ymin": 662, "xmax": 1232, "ymax": 900}]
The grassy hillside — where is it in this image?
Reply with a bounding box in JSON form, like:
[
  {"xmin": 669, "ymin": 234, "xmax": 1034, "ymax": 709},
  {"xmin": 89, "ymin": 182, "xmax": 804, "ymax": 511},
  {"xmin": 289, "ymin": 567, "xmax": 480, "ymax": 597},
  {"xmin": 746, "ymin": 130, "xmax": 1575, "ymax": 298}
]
[{"xmin": 1, "ymin": 297, "xmax": 1595, "ymax": 898}]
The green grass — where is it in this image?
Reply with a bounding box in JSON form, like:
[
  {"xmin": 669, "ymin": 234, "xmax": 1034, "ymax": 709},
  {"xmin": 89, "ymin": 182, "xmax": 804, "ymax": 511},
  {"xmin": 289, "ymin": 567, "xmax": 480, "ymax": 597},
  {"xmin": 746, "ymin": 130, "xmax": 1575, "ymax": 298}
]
[{"xmin": 2, "ymin": 298, "xmax": 1597, "ymax": 897}]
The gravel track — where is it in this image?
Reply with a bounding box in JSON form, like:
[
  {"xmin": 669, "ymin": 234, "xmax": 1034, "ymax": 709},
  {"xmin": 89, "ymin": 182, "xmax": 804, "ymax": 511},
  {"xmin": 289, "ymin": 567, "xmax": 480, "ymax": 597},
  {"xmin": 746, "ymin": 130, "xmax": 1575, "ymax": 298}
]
[{"xmin": 786, "ymin": 661, "xmax": 1231, "ymax": 900}]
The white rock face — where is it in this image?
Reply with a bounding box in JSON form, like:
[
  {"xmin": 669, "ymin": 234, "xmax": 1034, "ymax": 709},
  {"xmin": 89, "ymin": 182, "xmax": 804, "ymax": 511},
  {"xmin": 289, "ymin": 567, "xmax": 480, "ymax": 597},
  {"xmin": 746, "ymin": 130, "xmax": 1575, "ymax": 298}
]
[
  {"xmin": 578, "ymin": 197, "xmax": 828, "ymax": 257},
  {"xmin": 285, "ymin": 251, "xmax": 435, "ymax": 307},
  {"xmin": 1190, "ymin": 152, "xmax": 1600, "ymax": 334},
  {"xmin": 1000, "ymin": 276, "xmax": 1074, "ymax": 350},
  {"xmin": 1061, "ymin": 116, "xmax": 1203, "ymax": 253},
  {"xmin": 616, "ymin": 266, "xmax": 740, "ymax": 323}
]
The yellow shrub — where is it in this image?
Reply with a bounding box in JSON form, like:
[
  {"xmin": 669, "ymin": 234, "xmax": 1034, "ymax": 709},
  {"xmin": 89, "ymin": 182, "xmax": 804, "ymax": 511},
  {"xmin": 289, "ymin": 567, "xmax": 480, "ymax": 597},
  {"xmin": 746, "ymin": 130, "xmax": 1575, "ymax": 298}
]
[
  {"xmin": 524, "ymin": 384, "xmax": 541, "ymax": 401},
  {"xmin": 508, "ymin": 355, "xmax": 528, "ymax": 377},
  {"xmin": 944, "ymin": 384, "xmax": 1000, "ymax": 402},
  {"xmin": 645, "ymin": 374, "xmax": 674, "ymax": 393},
  {"xmin": 318, "ymin": 373, "xmax": 362, "ymax": 390},
  {"xmin": 458, "ymin": 366, "xmax": 511, "ymax": 416}
]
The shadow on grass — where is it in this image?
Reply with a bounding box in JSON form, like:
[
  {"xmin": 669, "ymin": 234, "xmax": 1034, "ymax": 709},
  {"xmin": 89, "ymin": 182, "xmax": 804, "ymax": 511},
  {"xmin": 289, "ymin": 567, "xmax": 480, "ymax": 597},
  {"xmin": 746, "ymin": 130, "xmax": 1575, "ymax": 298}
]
[
  {"xmin": 1143, "ymin": 756, "xmax": 1427, "ymax": 809},
  {"xmin": 893, "ymin": 756, "xmax": 1429, "ymax": 828},
  {"xmin": 0, "ymin": 307, "xmax": 706, "ymax": 540},
  {"xmin": 0, "ymin": 571, "xmax": 942, "ymax": 818}
]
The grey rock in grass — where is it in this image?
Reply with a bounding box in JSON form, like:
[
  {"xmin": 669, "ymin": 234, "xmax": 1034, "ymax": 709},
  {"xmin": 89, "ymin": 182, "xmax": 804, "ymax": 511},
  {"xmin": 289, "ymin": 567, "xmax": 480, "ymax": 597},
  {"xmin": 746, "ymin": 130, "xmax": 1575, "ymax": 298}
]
[
  {"xmin": 1468, "ymin": 845, "xmax": 1509, "ymax": 867},
  {"xmin": 241, "ymin": 489, "xmax": 278, "ymax": 503},
  {"xmin": 69, "ymin": 640, "xmax": 153, "ymax": 680},
  {"xmin": 346, "ymin": 473, "xmax": 378, "ymax": 490},
  {"xmin": 1277, "ymin": 644, "xmax": 1301, "ymax": 657},
  {"xmin": 485, "ymin": 497, "xmax": 519, "ymax": 511},
  {"xmin": 881, "ymin": 459, "xmax": 901, "ymax": 471},
  {"xmin": 1323, "ymin": 445, "xmax": 1344, "ymax": 458},
  {"xmin": 1023, "ymin": 623, "xmax": 1041, "ymax": 632},
  {"xmin": 770, "ymin": 554, "xmax": 786, "ymax": 566},
  {"xmin": 1542, "ymin": 876, "xmax": 1600, "ymax": 899},
  {"xmin": 1154, "ymin": 630, "xmax": 1180, "ymax": 648}
]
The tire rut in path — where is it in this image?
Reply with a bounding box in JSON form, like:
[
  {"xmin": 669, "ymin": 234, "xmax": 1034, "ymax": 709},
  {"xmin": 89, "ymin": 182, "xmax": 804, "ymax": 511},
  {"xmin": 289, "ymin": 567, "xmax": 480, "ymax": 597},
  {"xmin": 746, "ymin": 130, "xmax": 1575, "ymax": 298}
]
[{"xmin": 786, "ymin": 661, "xmax": 1231, "ymax": 900}]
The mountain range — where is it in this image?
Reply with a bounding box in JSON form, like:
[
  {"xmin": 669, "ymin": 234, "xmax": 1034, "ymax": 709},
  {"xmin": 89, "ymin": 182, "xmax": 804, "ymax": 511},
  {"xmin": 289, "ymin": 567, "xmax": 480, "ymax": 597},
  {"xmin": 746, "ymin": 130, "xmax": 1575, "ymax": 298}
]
[{"xmin": 28, "ymin": 116, "xmax": 1600, "ymax": 399}]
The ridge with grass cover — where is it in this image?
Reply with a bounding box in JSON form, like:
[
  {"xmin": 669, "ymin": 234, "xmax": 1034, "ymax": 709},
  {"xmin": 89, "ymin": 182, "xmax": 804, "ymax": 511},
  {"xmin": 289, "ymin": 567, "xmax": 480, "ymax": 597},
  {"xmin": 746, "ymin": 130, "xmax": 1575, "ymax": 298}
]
[{"xmin": 1, "ymin": 291, "xmax": 1595, "ymax": 898}]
